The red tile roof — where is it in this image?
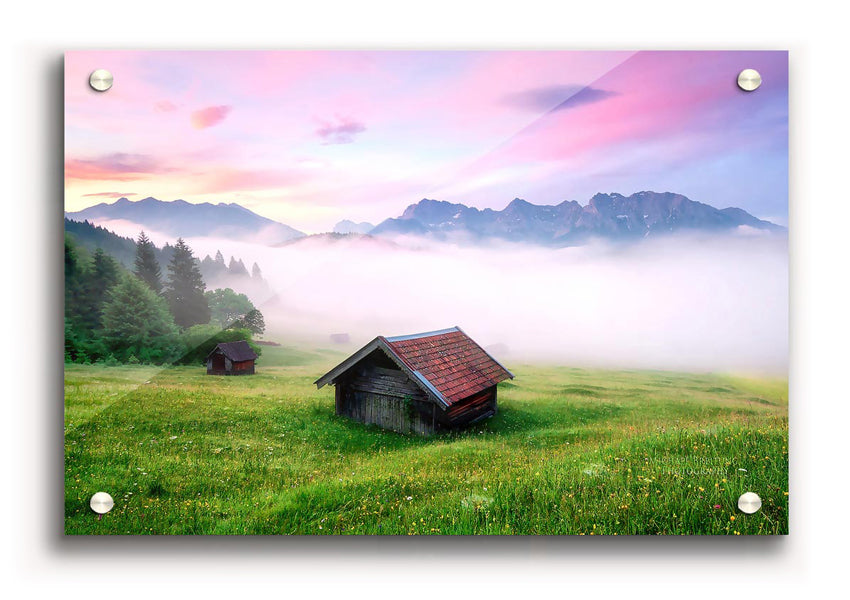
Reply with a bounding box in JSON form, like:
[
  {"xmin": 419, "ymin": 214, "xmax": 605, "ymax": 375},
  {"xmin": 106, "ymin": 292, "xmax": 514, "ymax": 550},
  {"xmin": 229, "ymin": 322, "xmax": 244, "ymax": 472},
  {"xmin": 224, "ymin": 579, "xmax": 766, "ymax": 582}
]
[{"xmin": 381, "ymin": 327, "xmax": 513, "ymax": 406}]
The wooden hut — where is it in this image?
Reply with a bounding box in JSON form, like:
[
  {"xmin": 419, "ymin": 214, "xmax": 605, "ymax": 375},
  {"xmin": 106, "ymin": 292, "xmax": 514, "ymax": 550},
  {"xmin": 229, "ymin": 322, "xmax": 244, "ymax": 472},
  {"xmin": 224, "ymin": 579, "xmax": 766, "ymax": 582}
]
[
  {"xmin": 315, "ymin": 327, "xmax": 513, "ymax": 435},
  {"xmin": 206, "ymin": 340, "xmax": 258, "ymax": 375},
  {"xmin": 330, "ymin": 333, "xmax": 351, "ymax": 344}
]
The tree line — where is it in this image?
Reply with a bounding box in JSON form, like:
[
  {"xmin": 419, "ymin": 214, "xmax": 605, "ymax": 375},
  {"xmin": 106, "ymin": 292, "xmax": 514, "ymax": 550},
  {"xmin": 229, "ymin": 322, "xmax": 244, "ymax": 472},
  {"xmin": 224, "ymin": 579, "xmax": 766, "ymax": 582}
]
[
  {"xmin": 199, "ymin": 250, "xmax": 264, "ymax": 283},
  {"xmin": 65, "ymin": 218, "xmax": 268, "ymax": 290},
  {"xmin": 65, "ymin": 231, "xmax": 266, "ymax": 365}
]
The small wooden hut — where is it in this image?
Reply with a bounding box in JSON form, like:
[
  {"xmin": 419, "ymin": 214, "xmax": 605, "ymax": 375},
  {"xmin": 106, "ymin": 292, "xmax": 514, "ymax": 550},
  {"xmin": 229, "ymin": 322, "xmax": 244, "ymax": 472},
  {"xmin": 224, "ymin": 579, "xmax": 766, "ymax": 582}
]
[
  {"xmin": 206, "ymin": 340, "xmax": 258, "ymax": 375},
  {"xmin": 330, "ymin": 333, "xmax": 351, "ymax": 344},
  {"xmin": 315, "ymin": 327, "xmax": 513, "ymax": 435}
]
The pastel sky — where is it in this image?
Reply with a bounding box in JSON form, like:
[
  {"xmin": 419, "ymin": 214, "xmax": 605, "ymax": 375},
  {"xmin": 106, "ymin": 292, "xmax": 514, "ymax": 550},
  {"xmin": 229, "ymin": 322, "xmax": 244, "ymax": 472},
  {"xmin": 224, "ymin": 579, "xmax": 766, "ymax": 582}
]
[{"xmin": 65, "ymin": 51, "xmax": 788, "ymax": 233}]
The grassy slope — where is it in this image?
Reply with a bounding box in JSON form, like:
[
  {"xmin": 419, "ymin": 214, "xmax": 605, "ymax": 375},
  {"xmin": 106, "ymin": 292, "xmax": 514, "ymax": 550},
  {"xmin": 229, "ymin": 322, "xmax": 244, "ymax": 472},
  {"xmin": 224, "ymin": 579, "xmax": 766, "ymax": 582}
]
[{"xmin": 65, "ymin": 345, "xmax": 788, "ymax": 535}]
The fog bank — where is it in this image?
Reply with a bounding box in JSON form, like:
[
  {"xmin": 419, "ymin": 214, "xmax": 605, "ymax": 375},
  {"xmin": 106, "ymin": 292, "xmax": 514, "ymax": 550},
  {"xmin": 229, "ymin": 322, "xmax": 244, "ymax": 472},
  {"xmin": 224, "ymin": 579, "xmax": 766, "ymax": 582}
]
[
  {"xmin": 86, "ymin": 218, "xmax": 788, "ymax": 373},
  {"xmin": 251, "ymin": 233, "xmax": 786, "ymax": 373}
]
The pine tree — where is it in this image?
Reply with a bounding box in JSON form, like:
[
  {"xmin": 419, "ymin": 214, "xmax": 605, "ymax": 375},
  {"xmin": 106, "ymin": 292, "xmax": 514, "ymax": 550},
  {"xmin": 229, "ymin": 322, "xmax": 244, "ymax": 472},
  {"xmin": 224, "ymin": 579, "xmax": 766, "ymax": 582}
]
[
  {"xmin": 165, "ymin": 238, "xmax": 211, "ymax": 329},
  {"xmin": 101, "ymin": 274, "xmax": 181, "ymax": 363},
  {"xmin": 201, "ymin": 250, "xmax": 229, "ymax": 283},
  {"xmin": 134, "ymin": 231, "xmax": 162, "ymax": 294},
  {"xmin": 64, "ymin": 235, "xmax": 85, "ymax": 323},
  {"xmin": 199, "ymin": 255, "xmax": 215, "ymax": 283},
  {"xmin": 65, "ymin": 236, "xmax": 89, "ymax": 361},
  {"xmin": 228, "ymin": 257, "xmax": 249, "ymax": 277},
  {"xmin": 251, "ymin": 262, "xmax": 262, "ymax": 280},
  {"xmin": 84, "ymin": 248, "xmax": 121, "ymax": 329}
]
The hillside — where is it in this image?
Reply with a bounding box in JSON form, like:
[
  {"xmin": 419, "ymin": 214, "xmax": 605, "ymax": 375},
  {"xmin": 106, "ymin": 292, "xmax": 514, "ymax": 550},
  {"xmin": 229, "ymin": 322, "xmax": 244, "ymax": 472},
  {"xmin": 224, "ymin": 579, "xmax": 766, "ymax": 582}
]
[
  {"xmin": 64, "ymin": 218, "xmax": 267, "ymax": 295},
  {"xmin": 65, "ymin": 218, "xmax": 170, "ymax": 269}
]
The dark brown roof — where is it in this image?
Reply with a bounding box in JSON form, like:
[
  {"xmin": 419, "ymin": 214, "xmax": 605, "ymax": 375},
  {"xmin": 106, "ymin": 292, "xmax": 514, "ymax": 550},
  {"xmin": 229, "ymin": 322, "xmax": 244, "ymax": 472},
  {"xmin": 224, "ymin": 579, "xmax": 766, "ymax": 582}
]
[
  {"xmin": 315, "ymin": 327, "xmax": 513, "ymax": 406},
  {"xmin": 209, "ymin": 340, "xmax": 258, "ymax": 362}
]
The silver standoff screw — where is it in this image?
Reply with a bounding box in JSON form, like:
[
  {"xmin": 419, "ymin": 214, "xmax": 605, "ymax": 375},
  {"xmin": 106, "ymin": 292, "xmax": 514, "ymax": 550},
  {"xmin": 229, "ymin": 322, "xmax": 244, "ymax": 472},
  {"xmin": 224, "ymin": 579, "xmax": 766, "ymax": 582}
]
[
  {"xmin": 737, "ymin": 69, "xmax": 762, "ymax": 92},
  {"xmin": 89, "ymin": 69, "xmax": 114, "ymax": 92}
]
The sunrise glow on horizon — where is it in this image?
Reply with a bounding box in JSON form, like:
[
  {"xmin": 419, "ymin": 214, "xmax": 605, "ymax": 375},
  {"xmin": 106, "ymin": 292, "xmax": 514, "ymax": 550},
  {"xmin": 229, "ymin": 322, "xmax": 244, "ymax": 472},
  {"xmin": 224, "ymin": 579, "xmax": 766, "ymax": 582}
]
[{"xmin": 65, "ymin": 51, "xmax": 788, "ymax": 233}]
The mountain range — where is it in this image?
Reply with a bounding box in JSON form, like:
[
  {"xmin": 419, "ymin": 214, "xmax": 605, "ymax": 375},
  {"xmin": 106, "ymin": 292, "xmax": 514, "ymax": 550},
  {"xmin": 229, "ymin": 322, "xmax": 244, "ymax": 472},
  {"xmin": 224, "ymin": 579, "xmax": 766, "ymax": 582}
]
[
  {"xmin": 371, "ymin": 192, "xmax": 784, "ymax": 245},
  {"xmin": 66, "ymin": 192, "xmax": 784, "ymax": 249},
  {"xmin": 65, "ymin": 197, "xmax": 305, "ymax": 245}
]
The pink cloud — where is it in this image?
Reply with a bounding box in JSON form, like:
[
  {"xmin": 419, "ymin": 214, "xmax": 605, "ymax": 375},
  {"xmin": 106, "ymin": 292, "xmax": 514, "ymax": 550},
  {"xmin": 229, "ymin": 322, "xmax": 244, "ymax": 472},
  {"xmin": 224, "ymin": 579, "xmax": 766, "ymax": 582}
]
[
  {"xmin": 82, "ymin": 191, "xmax": 138, "ymax": 198},
  {"xmin": 65, "ymin": 153, "xmax": 170, "ymax": 182},
  {"xmin": 191, "ymin": 105, "xmax": 232, "ymax": 129},
  {"xmin": 190, "ymin": 167, "xmax": 312, "ymax": 194},
  {"xmin": 316, "ymin": 116, "xmax": 366, "ymax": 145}
]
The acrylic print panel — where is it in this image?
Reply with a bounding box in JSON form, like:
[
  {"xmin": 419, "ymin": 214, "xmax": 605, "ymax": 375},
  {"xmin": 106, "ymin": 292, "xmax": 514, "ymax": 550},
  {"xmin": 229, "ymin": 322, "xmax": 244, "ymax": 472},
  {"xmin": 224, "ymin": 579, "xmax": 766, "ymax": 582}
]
[{"xmin": 64, "ymin": 51, "xmax": 788, "ymax": 535}]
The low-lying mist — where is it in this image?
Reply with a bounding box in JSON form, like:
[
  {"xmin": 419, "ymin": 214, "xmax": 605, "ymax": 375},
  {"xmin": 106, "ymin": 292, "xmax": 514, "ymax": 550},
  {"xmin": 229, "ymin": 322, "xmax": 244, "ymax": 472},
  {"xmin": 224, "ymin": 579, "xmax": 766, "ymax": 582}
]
[{"xmin": 95, "ymin": 219, "xmax": 789, "ymax": 373}]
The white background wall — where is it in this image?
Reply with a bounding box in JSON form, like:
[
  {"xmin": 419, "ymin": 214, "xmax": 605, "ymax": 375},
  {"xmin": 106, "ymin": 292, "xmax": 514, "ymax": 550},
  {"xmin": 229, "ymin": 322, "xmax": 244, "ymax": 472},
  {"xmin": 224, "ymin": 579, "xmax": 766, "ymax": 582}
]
[{"xmin": 2, "ymin": 1, "xmax": 846, "ymax": 597}]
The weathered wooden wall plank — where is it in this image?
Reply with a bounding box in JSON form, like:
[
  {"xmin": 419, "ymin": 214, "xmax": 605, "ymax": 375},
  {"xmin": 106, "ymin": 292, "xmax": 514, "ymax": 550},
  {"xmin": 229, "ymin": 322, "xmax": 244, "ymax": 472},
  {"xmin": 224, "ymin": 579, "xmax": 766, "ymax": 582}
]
[{"xmin": 333, "ymin": 348, "xmax": 505, "ymax": 436}]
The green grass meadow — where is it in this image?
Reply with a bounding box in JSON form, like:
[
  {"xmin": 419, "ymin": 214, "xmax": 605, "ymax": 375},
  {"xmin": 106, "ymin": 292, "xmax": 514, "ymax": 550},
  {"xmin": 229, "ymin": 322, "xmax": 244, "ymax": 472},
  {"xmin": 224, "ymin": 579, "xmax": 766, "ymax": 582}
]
[{"xmin": 64, "ymin": 344, "xmax": 788, "ymax": 535}]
